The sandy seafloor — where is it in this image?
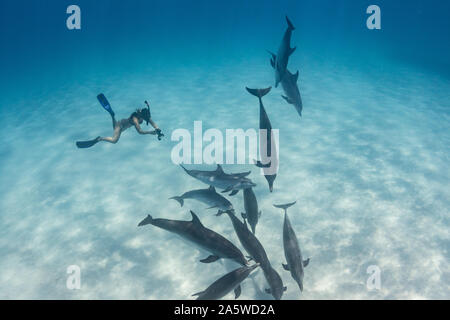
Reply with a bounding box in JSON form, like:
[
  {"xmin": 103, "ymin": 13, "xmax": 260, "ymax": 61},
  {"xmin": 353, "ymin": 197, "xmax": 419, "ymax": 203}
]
[{"xmin": 0, "ymin": 47, "xmax": 448, "ymax": 300}]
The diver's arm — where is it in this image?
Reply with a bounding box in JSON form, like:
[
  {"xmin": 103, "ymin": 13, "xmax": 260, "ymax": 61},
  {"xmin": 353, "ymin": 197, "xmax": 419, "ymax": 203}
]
[{"xmin": 132, "ymin": 118, "xmax": 157, "ymax": 135}]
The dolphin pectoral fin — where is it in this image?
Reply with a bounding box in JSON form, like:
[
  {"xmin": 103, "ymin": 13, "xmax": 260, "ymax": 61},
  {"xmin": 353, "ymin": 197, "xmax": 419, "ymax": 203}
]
[
  {"xmin": 281, "ymin": 95, "xmax": 293, "ymax": 104},
  {"xmin": 234, "ymin": 285, "xmax": 242, "ymax": 299},
  {"xmin": 200, "ymin": 255, "xmax": 220, "ymax": 263},
  {"xmin": 216, "ymin": 210, "xmax": 225, "ymax": 216},
  {"xmin": 265, "ymin": 288, "xmax": 271, "ymax": 294},
  {"xmin": 221, "ymin": 186, "xmax": 233, "ymax": 193},
  {"xmin": 270, "ymin": 57, "xmax": 275, "ymax": 69},
  {"xmin": 258, "ymin": 211, "xmax": 262, "ymax": 218},
  {"xmin": 282, "ymin": 263, "xmax": 290, "ymax": 271},
  {"xmin": 289, "ymin": 46, "xmax": 297, "ymax": 56},
  {"xmin": 303, "ymin": 258, "xmax": 310, "ymax": 267},
  {"xmin": 229, "ymin": 189, "xmax": 239, "ymax": 196},
  {"xmin": 206, "ymin": 205, "xmax": 218, "ymax": 210}
]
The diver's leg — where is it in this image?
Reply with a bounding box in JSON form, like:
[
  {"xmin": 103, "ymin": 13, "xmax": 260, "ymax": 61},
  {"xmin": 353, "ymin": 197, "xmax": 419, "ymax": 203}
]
[{"xmin": 99, "ymin": 125, "xmax": 121, "ymax": 144}]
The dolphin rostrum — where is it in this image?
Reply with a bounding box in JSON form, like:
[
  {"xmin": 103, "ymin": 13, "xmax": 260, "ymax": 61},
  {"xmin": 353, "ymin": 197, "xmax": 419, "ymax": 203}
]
[
  {"xmin": 270, "ymin": 16, "xmax": 296, "ymax": 88},
  {"xmin": 246, "ymin": 87, "xmax": 278, "ymax": 192},
  {"xmin": 241, "ymin": 187, "xmax": 261, "ymax": 234},
  {"xmin": 274, "ymin": 202, "xmax": 310, "ymax": 292},
  {"xmin": 170, "ymin": 185, "xmax": 234, "ymax": 215},
  {"xmin": 221, "ymin": 210, "xmax": 286, "ymax": 300},
  {"xmin": 138, "ymin": 211, "xmax": 248, "ymax": 266},
  {"xmin": 180, "ymin": 164, "xmax": 255, "ymax": 196},
  {"xmin": 192, "ymin": 263, "xmax": 260, "ymax": 300}
]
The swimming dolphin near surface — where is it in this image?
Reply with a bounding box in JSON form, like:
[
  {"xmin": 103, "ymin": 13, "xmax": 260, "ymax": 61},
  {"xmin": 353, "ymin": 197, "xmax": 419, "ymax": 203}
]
[
  {"xmin": 170, "ymin": 185, "xmax": 234, "ymax": 215},
  {"xmin": 274, "ymin": 202, "xmax": 310, "ymax": 292},
  {"xmin": 221, "ymin": 210, "xmax": 286, "ymax": 300},
  {"xmin": 241, "ymin": 187, "xmax": 261, "ymax": 234},
  {"xmin": 138, "ymin": 211, "xmax": 247, "ymax": 266},
  {"xmin": 180, "ymin": 164, "xmax": 255, "ymax": 196},
  {"xmin": 270, "ymin": 16, "xmax": 296, "ymax": 88},
  {"xmin": 192, "ymin": 263, "xmax": 260, "ymax": 300},
  {"xmin": 246, "ymin": 87, "xmax": 278, "ymax": 192}
]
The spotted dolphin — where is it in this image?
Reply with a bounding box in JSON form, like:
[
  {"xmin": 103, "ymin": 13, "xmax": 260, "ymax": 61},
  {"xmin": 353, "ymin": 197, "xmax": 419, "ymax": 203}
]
[
  {"xmin": 138, "ymin": 211, "xmax": 247, "ymax": 266},
  {"xmin": 270, "ymin": 60, "xmax": 303, "ymax": 118},
  {"xmin": 274, "ymin": 202, "xmax": 310, "ymax": 292},
  {"xmin": 170, "ymin": 185, "xmax": 234, "ymax": 215},
  {"xmin": 270, "ymin": 16, "xmax": 296, "ymax": 88},
  {"xmin": 246, "ymin": 87, "xmax": 278, "ymax": 192},
  {"xmin": 241, "ymin": 187, "xmax": 261, "ymax": 234},
  {"xmin": 180, "ymin": 164, "xmax": 255, "ymax": 196},
  {"xmin": 192, "ymin": 263, "xmax": 260, "ymax": 300},
  {"xmin": 221, "ymin": 210, "xmax": 286, "ymax": 300}
]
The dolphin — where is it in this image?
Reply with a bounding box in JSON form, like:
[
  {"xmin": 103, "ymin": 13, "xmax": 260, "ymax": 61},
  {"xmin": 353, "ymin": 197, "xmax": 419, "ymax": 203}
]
[
  {"xmin": 180, "ymin": 164, "xmax": 255, "ymax": 196},
  {"xmin": 221, "ymin": 210, "xmax": 286, "ymax": 300},
  {"xmin": 192, "ymin": 263, "xmax": 260, "ymax": 300},
  {"xmin": 270, "ymin": 63, "xmax": 303, "ymax": 118},
  {"xmin": 274, "ymin": 202, "xmax": 310, "ymax": 292},
  {"xmin": 246, "ymin": 87, "xmax": 278, "ymax": 192},
  {"xmin": 270, "ymin": 16, "xmax": 296, "ymax": 88},
  {"xmin": 241, "ymin": 187, "xmax": 261, "ymax": 234},
  {"xmin": 170, "ymin": 185, "xmax": 234, "ymax": 215},
  {"xmin": 138, "ymin": 211, "xmax": 248, "ymax": 266}
]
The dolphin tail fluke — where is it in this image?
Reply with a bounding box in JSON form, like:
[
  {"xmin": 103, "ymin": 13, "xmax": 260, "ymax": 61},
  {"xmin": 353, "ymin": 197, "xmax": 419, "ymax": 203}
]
[
  {"xmin": 273, "ymin": 201, "xmax": 297, "ymax": 212},
  {"xmin": 246, "ymin": 87, "xmax": 272, "ymax": 99},
  {"xmin": 138, "ymin": 214, "xmax": 153, "ymax": 227},
  {"xmin": 169, "ymin": 196, "xmax": 184, "ymax": 207},
  {"xmin": 286, "ymin": 16, "xmax": 295, "ymax": 30}
]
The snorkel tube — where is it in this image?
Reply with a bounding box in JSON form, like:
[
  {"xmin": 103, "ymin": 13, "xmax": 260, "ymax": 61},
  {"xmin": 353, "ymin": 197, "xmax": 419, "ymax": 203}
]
[{"xmin": 144, "ymin": 100, "xmax": 164, "ymax": 140}]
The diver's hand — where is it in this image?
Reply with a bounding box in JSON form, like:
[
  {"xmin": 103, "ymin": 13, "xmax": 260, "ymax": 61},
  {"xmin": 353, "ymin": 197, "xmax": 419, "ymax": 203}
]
[{"xmin": 156, "ymin": 128, "xmax": 164, "ymax": 140}]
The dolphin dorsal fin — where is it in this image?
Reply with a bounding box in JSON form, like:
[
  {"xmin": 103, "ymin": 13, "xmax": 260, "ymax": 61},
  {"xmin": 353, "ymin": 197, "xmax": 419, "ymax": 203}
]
[
  {"xmin": 208, "ymin": 185, "xmax": 216, "ymax": 192},
  {"xmin": 216, "ymin": 164, "xmax": 224, "ymax": 174},
  {"xmin": 190, "ymin": 211, "xmax": 203, "ymax": 226}
]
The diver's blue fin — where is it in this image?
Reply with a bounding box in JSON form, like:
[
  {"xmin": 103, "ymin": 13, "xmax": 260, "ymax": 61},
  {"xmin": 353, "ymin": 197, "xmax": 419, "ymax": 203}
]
[
  {"xmin": 97, "ymin": 93, "xmax": 115, "ymax": 118},
  {"xmin": 76, "ymin": 137, "xmax": 100, "ymax": 149}
]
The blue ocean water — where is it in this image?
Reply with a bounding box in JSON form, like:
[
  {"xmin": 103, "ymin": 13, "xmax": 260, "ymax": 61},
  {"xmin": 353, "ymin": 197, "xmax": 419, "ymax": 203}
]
[{"xmin": 0, "ymin": 0, "xmax": 449, "ymax": 299}]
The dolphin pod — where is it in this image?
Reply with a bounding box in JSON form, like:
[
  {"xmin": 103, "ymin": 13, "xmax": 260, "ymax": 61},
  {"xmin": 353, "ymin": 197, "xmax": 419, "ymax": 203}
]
[
  {"xmin": 274, "ymin": 202, "xmax": 310, "ymax": 292},
  {"xmin": 138, "ymin": 211, "xmax": 248, "ymax": 266},
  {"xmin": 134, "ymin": 16, "xmax": 310, "ymax": 300},
  {"xmin": 170, "ymin": 185, "xmax": 234, "ymax": 215},
  {"xmin": 193, "ymin": 263, "xmax": 260, "ymax": 300}
]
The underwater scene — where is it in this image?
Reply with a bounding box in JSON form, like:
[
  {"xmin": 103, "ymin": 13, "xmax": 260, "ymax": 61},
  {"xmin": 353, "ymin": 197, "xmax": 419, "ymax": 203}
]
[{"xmin": 0, "ymin": 0, "xmax": 449, "ymax": 300}]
